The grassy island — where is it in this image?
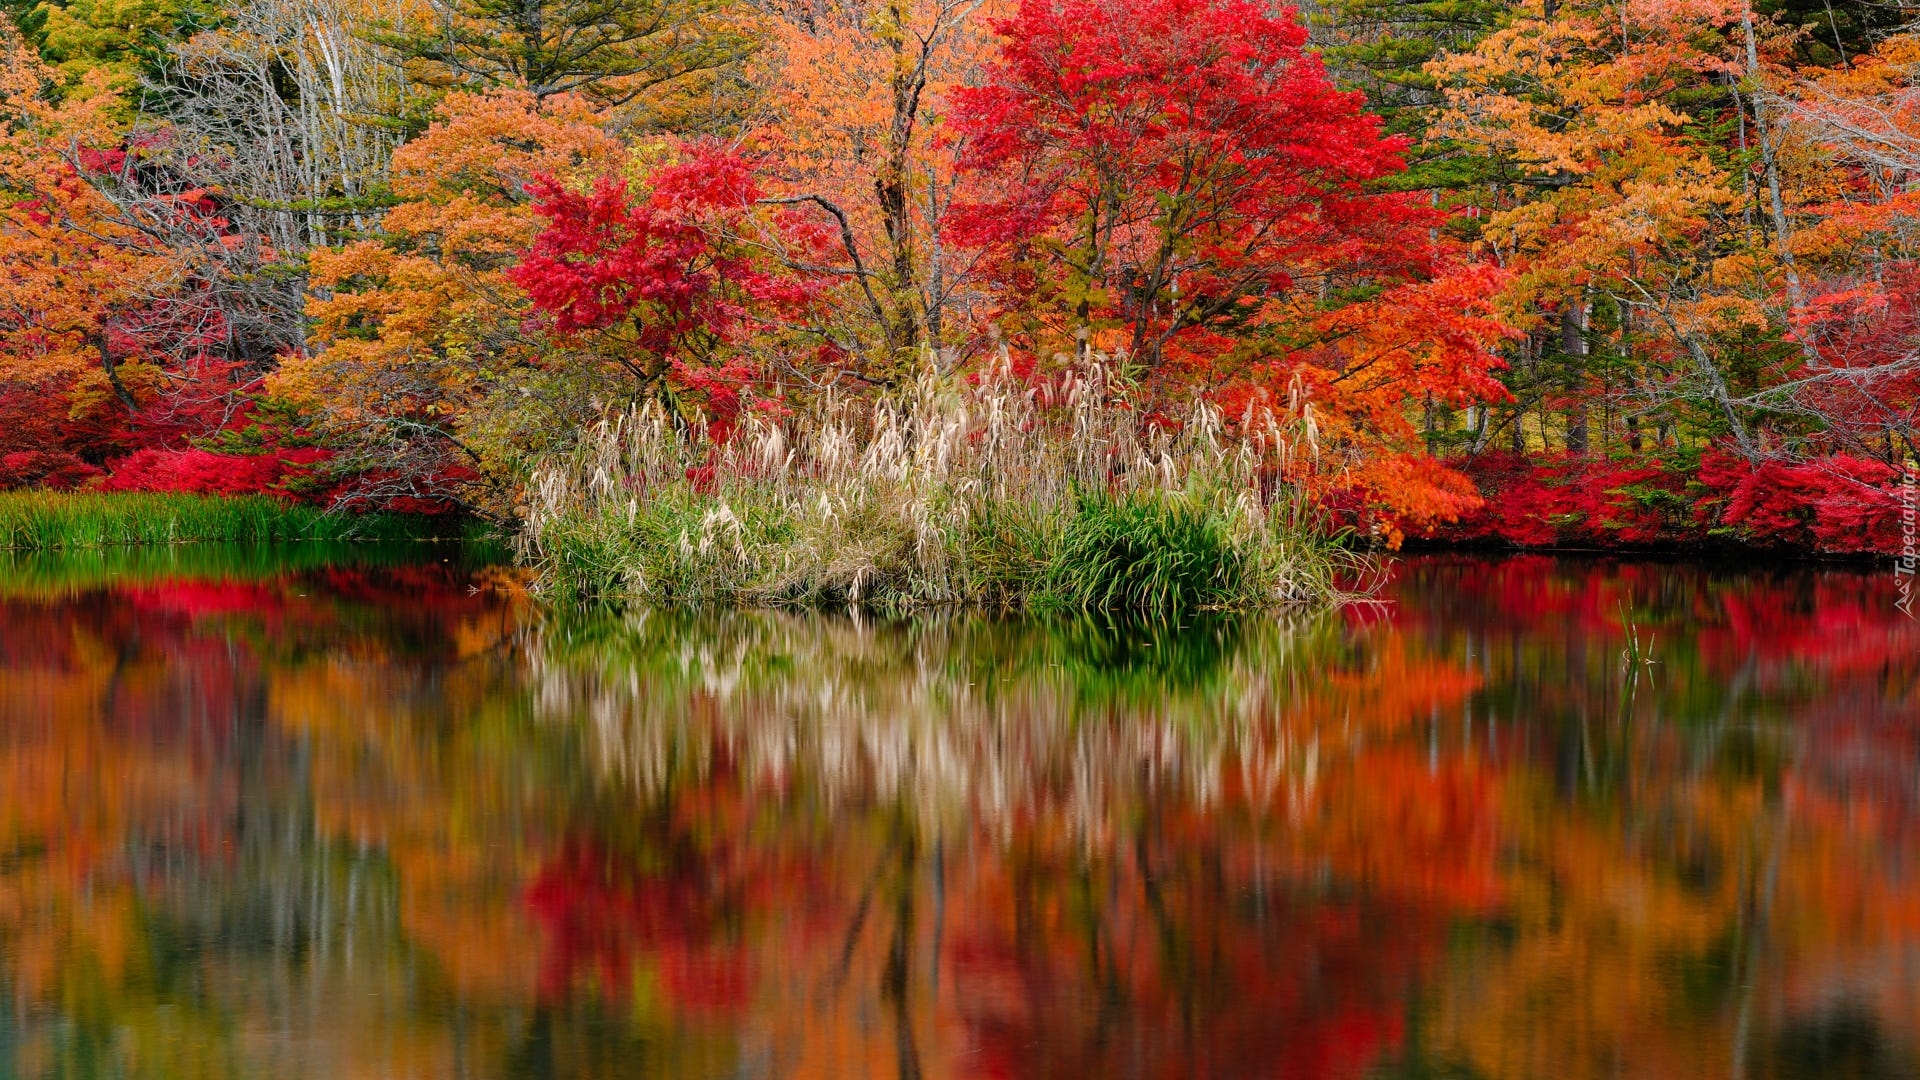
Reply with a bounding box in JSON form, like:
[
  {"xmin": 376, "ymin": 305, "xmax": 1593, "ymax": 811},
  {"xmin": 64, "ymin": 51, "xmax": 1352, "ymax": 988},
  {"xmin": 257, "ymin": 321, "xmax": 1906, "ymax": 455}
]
[{"xmin": 522, "ymin": 371, "xmax": 1361, "ymax": 615}]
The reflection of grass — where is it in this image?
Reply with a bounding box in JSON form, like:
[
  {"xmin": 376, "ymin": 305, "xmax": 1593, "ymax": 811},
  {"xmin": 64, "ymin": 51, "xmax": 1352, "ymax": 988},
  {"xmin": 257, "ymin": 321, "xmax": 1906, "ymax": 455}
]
[
  {"xmin": 906, "ymin": 612, "xmax": 1267, "ymax": 708},
  {"xmin": 522, "ymin": 606, "xmax": 1358, "ymax": 838},
  {"xmin": 1036, "ymin": 614, "xmax": 1248, "ymax": 703},
  {"xmin": 0, "ymin": 491, "xmax": 450, "ymax": 550},
  {"xmin": 534, "ymin": 605, "xmax": 1342, "ymax": 714},
  {"xmin": 0, "ymin": 539, "xmax": 508, "ymax": 600}
]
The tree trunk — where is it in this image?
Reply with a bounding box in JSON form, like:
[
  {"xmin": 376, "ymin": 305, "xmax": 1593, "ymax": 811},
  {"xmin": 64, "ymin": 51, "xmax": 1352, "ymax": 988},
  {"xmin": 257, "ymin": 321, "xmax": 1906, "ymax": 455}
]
[
  {"xmin": 876, "ymin": 0, "xmax": 925, "ymax": 366},
  {"xmin": 95, "ymin": 332, "xmax": 139, "ymax": 412},
  {"xmin": 924, "ymin": 166, "xmax": 945, "ymax": 360},
  {"xmin": 1740, "ymin": 3, "xmax": 1808, "ymax": 317},
  {"xmin": 1512, "ymin": 334, "xmax": 1535, "ymax": 453},
  {"xmin": 1563, "ymin": 295, "xmax": 1589, "ymax": 454}
]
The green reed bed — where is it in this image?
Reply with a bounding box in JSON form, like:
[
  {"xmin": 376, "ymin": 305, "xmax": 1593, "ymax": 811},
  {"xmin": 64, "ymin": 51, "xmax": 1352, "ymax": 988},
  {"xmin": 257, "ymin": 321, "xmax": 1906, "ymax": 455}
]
[
  {"xmin": 523, "ymin": 362, "xmax": 1365, "ymax": 615},
  {"xmin": 0, "ymin": 491, "xmax": 442, "ymax": 550}
]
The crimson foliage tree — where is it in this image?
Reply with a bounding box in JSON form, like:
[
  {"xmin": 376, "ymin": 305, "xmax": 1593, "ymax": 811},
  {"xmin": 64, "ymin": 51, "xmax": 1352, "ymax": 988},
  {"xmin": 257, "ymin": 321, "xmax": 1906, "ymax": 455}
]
[
  {"xmin": 511, "ymin": 148, "xmax": 828, "ymax": 429},
  {"xmin": 946, "ymin": 0, "xmax": 1424, "ymax": 390}
]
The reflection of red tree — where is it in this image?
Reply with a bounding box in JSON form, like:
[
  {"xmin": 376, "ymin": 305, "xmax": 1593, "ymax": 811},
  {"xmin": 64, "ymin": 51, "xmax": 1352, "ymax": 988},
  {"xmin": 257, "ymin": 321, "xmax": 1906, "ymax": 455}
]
[
  {"xmin": 519, "ymin": 755, "xmax": 839, "ymax": 1020},
  {"xmin": 922, "ymin": 763, "xmax": 1493, "ymax": 1080},
  {"xmin": 1702, "ymin": 577, "xmax": 1920, "ymax": 683},
  {"xmin": 1393, "ymin": 554, "xmax": 1920, "ymax": 682},
  {"xmin": 122, "ymin": 581, "xmax": 283, "ymax": 617},
  {"xmin": 1389, "ymin": 553, "xmax": 1920, "ymax": 845},
  {"xmin": 0, "ymin": 562, "xmax": 510, "ymax": 730},
  {"xmin": 0, "ymin": 561, "xmax": 527, "ymax": 891},
  {"xmin": 523, "ymin": 838, "xmax": 753, "ymax": 1013},
  {"xmin": 942, "ymin": 832, "xmax": 1433, "ymax": 1080}
]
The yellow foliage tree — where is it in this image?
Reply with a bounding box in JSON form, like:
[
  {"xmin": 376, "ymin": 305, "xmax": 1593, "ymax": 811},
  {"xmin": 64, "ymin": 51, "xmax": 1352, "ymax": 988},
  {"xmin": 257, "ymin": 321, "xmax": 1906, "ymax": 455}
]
[{"xmin": 1428, "ymin": 0, "xmax": 1783, "ymax": 456}]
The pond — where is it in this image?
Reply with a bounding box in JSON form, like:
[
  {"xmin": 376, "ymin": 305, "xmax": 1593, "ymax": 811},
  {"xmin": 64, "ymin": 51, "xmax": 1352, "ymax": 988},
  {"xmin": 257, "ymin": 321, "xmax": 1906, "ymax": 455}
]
[{"xmin": 0, "ymin": 547, "xmax": 1915, "ymax": 1079}]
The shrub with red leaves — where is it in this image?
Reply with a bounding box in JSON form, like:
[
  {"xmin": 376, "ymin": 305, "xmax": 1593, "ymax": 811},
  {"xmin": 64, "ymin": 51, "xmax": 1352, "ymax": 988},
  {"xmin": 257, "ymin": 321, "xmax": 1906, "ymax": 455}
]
[
  {"xmin": 101, "ymin": 447, "xmax": 332, "ymax": 500},
  {"xmin": 0, "ymin": 451, "xmax": 103, "ymax": 491},
  {"xmin": 1699, "ymin": 451, "xmax": 1905, "ymax": 554},
  {"xmin": 1430, "ymin": 450, "xmax": 1905, "ymax": 555}
]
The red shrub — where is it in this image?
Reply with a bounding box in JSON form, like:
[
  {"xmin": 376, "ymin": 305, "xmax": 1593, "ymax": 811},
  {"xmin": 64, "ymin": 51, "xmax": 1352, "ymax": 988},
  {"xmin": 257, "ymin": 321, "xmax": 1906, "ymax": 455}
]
[
  {"xmin": 0, "ymin": 451, "xmax": 103, "ymax": 491},
  {"xmin": 1431, "ymin": 449, "xmax": 1906, "ymax": 556},
  {"xmin": 101, "ymin": 447, "xmax": 330, "ymax": 499},
  {"xmin": 1700, "ymin": 451, "xmax": 1904, "ymax": 554},
  {"xmin": 1436, "ymin": 452, "xmax": 1694, "ymax": 549}
]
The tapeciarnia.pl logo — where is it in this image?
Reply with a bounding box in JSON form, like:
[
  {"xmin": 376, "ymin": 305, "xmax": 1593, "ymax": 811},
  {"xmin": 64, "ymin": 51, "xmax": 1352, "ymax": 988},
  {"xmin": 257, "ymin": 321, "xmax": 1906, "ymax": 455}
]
[{"xmin": 1899, "ymin": 455, "xmax": 1916, "ymax": 619}]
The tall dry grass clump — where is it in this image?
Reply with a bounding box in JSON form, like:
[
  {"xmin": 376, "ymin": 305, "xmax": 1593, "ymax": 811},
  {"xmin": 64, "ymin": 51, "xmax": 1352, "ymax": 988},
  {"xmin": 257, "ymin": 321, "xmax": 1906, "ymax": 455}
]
[{"xmin": 520, "ymin": 358, "xmax": 1364, "ymax": 613}]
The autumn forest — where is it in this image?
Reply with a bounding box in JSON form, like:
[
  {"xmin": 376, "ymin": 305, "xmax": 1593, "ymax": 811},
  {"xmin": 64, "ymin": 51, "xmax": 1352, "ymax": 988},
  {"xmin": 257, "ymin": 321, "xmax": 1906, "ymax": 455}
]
[
  {"xmin": 7, "ymin": 2, "xmax": 1920, "ymax": 1075},
  {"xmin": 0, "ymin": 0, "xmax": 1914, "ymax": 565}
]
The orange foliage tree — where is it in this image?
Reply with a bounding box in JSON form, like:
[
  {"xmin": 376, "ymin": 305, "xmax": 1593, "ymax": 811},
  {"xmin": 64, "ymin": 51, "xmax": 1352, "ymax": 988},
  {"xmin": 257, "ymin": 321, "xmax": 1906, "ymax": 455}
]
[
  {"xmin": 0, "ymin": 33, "xmax": 211, "ymax": 486},
  {"xmin": 746, "ymin": 0, "xmax": 1000, "ymax": 375},
  {"xmin": 276, "ymin": 90, "xmax": 628, "ymax": 508}
]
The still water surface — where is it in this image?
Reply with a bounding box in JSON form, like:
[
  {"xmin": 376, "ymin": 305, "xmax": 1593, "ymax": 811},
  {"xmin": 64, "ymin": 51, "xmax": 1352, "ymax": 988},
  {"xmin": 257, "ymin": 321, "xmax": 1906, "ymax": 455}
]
[{"xmin": 0, "ymin": 548, "xmax": 1915, "ymax": 1079}]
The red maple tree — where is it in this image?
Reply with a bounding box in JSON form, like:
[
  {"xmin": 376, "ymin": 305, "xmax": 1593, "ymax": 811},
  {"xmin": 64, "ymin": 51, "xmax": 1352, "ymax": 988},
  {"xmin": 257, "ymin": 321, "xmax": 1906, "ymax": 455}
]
[{"xmin": 945, "ymin": 0, "xmax": 1426, "ymax": 393}]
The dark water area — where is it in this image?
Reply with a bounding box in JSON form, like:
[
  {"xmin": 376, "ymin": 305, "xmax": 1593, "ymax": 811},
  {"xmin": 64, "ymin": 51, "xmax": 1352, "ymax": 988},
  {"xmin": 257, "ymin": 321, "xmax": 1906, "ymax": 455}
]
[{"xmin": 0, "ymin": 549, "xmax": 1916, "ymax": 1079}]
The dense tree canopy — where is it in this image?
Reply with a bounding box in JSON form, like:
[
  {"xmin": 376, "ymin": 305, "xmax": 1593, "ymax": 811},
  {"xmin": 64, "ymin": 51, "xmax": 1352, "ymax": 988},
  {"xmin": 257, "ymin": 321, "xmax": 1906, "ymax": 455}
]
[{"xmin": 0, "ymin": 0, "xmax": 1912, "ymax": 549}]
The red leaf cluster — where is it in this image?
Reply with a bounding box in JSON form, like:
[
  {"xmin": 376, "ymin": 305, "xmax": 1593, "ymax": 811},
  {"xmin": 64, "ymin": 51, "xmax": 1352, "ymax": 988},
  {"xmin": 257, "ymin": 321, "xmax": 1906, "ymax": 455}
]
[
  {"xmin": 99, "ymin": 446, "xmax": 331, "ymax": 500},
  {"xmin": 1433, "ymin": 451, "xmax": 1907, "ymax": 555},
  {"xmin": 510, "ymin": 146, "xmax": 830, "ymax": 433}
]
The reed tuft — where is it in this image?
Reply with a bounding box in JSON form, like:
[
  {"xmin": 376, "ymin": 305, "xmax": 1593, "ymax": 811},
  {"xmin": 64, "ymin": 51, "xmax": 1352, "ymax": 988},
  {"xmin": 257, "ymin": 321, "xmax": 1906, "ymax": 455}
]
[{"xmin": 521, "ymin": 357, "xmax": 1366, "ymax": 613}]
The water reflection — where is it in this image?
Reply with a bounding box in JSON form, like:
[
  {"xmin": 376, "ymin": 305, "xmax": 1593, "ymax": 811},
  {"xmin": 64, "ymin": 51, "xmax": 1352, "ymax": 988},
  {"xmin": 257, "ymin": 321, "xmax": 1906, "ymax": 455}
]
[{"xmin": 0, "ymin": 552, "xmax": 1914, "ymax": 1078}]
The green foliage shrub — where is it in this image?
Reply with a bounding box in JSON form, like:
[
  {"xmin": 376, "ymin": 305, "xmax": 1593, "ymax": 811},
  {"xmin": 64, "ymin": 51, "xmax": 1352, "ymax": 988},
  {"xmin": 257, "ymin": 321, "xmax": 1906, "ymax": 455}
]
[{"xmin": 1037, "ymin": 491, "xmax": 1248, "ymax": 615}]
